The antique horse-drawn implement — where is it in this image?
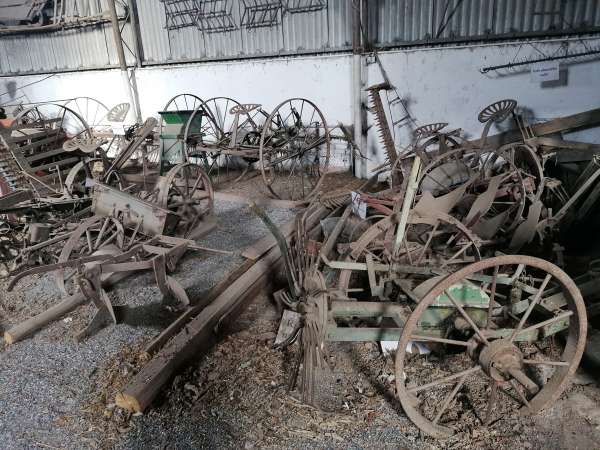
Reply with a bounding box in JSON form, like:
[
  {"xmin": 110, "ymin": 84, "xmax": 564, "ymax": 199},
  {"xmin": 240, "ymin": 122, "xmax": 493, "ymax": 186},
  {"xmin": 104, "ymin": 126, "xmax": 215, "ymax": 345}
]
[
  {"xmin": 177, "ymin": 96, "xmax": 331, "ymax": 201},
  {"xmin": 6, "ymin": 180, "xmax": 225, "ymax": 343},
  {"xmin": 253, "ymin": 99, "xmax": 588, "ymax": 438}
]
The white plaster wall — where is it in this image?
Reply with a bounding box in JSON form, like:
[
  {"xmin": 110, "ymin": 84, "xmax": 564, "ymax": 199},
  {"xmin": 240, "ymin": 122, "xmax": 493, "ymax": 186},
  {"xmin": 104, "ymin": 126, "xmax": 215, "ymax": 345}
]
[
  {"xmin": 366, "ymin": 38, "xmax": 600, "ymax": 172},
  {"xmin": 0, "ymin": 54, "xmax": 352, "ymax": 125},
  {"xmin": 2, "ymin": 38, "xmax": 599, "ymax": 176},
  {"xmin": 135, "ymin": 54, "xmax": 353, "ymax": 125}
]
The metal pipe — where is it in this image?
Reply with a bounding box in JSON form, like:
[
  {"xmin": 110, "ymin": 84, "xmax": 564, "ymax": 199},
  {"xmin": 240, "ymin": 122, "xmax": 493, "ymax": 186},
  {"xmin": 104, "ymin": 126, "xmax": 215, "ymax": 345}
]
[
  {"xmin": 107, "ymin": 0, "xmax": 141, "ymax": 123},
  {"xmin": 127, "ymin": 0, "xmax": 144, "ymax": 68},
  {"xmin": 352, "ymin": 0, "xmax": 367, "ymax": 179}
]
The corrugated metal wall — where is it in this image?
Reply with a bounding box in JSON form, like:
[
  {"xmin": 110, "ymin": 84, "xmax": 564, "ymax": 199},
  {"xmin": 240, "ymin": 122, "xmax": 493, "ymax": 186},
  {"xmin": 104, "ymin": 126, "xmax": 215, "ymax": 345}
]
[
  {"xmin": 1, "ymin": 0, "xmax": 599, "ymax": 75},
  {"xmin": 370, "ymin": 0, "xmax": 600, "ymax": 46},
  {"xmin": 0, "ymin": 0, "xmax": 136, "ymax": 75},
  {"xmin": 138, "ymin": 0, "xmax": 353, "ymax": 63}
]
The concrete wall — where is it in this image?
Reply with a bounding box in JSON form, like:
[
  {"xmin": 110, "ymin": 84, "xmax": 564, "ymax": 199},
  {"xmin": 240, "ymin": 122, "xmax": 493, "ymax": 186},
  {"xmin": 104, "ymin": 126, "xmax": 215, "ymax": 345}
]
[{"xmin": 1, "ymin": 37, "xmax": 599, "ymax": 175}]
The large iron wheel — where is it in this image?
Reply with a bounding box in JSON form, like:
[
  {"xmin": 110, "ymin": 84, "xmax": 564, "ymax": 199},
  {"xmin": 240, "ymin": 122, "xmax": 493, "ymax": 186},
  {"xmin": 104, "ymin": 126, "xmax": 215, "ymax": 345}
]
[
  {"xmin": 259, "ymin": 98, "xmax": 330, "ymax": 200},
  {"xmin": 55, "ymin": 215, "xmax": 126, "ymax": 295},
  {"xmin": 395, "ymin": 255, "xmax": 586, "ymax": 438},
  {"xmin": 157, "ymin": 163, "xmax": 214, "ymax": 239},
  {"xmin": 337, "ymin": 213, "xmax": 481, "ymax": 297}
]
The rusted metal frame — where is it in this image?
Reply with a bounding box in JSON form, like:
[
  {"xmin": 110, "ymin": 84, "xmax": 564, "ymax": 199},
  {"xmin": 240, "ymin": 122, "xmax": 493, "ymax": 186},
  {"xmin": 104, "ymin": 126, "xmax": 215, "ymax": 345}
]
[
  {"xmin": 249, "ymin": 202, "xmax": 300, "ymax": 298},
  {"xmin": 92, "ymin": 183, "xmax": 178, "ymax": 237},
  {"xmin": 105, "ymin": 117, "xmax": 157, "ymax": 177},
  {"xmin": 551, "ymin": 160, "xmax": 600, "ymax": 224},
  {"xmin": 7, "ymin": 253, "xmax": 117, "ymax": 291},
  {"xmin": 393, "ymin": 156, "xmax": 422, "ymax": 256}
]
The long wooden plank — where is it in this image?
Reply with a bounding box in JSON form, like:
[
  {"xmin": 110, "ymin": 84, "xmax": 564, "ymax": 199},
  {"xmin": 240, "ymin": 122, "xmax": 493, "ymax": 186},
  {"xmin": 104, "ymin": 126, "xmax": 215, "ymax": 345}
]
[
  {"xmin": 29, "ymin": 157, "xmax": 79, "ymax": 172},
  {"xmin": 116, "ymin": 246, "xmax": 283, "ymax": 412},
  {"xmin": 117, "ymin": 205, "xmax": 330, "ymax": 412},
  {"xmin": 468, "ymin": 108, "xmax": 600, "ymax": 148},
  {"xmin": 141, "ymin": 258, "xmax": 255, "ymax": 357}
]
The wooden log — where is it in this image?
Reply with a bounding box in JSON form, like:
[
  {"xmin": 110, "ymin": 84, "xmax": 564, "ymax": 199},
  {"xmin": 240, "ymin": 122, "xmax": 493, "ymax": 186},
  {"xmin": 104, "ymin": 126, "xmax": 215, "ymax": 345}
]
[
  {"xmin": 141, "ymin": 258, "xmax": 255, "ymax": 357},
  {"xmin": 4, "ymin": 293, "xmax": 86, "ymax": 344},
  {"xmin": 116, "ymin": 246, "xmax": 282, "ymax": 412},
  {"xmin": 468, "ymin": 108, "xmax": 600, "ymax": 149},
  {"xmin": 116, "ymin": 205, "xmax": 330, "ymax": 413},
  {"xmin": 3, "ymin": 271, "xmax": 132, "ymax": 344}
]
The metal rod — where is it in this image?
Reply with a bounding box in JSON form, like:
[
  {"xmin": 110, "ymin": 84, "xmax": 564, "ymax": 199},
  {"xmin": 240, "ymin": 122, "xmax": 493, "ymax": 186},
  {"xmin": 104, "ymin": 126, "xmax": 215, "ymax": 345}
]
[
  {"xmin": 107, "ymin": 0, "xmax": 141, "ymax": 123},
  {"xmin": 480, "ymin": 48, "xmax": 600, "ymax": 73}
]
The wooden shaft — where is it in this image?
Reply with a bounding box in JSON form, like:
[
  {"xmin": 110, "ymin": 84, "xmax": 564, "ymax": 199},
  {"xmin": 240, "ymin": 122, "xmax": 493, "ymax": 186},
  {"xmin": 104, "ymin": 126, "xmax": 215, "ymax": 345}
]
[{"xmin": 3, "ymin": 271, "xmax": 132, "ymax": 344}]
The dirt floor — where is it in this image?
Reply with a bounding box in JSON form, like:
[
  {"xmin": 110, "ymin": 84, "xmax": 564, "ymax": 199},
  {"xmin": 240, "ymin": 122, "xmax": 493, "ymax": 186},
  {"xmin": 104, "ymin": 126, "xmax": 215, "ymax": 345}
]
[{"xmin": 2, "ymin": 172, "xmax": 600, "ymax": 449}]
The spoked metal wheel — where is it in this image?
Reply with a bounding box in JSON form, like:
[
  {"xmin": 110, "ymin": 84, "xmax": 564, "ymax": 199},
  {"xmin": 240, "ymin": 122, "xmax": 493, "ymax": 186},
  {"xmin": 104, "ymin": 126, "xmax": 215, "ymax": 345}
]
[
  {"xmin": 395, "ymin": 255, "xmax": 586, "ymax": 438},
  {"xmin": 419, "ymin": 148, "xmax": 479, "ymax": 196},
  {"xmin": 63, "ymin": 97, "xmax": 126, "ymax": 157},
  {"xmin": 481, "ymin": 143, "xmax": 545, "ymax": 202},
  {"xmin": 337, "ymin": 213, "xmax": 481, "ymax": 297},
  {"xmin": 63, "ymin": 97, "xmax": 110, "ymax": 132},
  {"xmin": 413, "ymin": 122, "xmax": 464, "ymax": 165},
  {"xmin": 55, "ymin": 215, "xmax": 126, "ymax": 295},
  {"xmin": 157, "ymin": 163, "xmax": 214, "ymax": 238},
  {"xmin": 184, "ymin": 97, "xmax": 253, "ymax": 182},
  {"xmin": 259, "ymin": 98, "xmax": 330, "ymax": 200},
  {"xmin": 15, "ymin": 103, "xmax": 91, "ymax": 139}
]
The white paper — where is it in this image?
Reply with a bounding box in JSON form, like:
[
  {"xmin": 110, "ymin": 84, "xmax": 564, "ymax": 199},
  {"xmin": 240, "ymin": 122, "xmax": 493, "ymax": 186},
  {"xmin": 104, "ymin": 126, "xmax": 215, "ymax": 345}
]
[
  {"xmin": 531, "ymin": 61, "xmax": 560, "ymax": 82},
  {"xmin": 351, "ymin": 191, "xmax": 367, "ymax": 219}
]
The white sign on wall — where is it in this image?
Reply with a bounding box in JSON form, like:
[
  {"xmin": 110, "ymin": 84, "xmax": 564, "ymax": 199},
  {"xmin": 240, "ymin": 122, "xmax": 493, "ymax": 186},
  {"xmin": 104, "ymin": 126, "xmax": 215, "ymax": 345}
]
[{"xmin": 530, "ymin": 61, "xmax": 560, "ymax": 82}]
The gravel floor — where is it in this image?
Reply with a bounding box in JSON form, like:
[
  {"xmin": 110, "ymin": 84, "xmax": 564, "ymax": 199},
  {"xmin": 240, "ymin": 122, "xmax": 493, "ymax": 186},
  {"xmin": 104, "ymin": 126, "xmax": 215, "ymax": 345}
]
[
  {"xmin": 2, "ymin": 195, "xmax": 600, "ymax": 450},
  {"xmin": 0, "ymin": 199, "xmax": 297, "ymax": 450}
]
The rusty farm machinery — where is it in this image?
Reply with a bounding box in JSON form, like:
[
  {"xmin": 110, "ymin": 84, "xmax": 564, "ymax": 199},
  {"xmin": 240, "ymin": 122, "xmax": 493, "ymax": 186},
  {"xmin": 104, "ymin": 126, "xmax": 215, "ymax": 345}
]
[
  {"xmin": 252, "ymin": 98, "xmax": 600, "ymax": 438},
  {"xmin": 159, "ymin": 94, "xmax": 331, "ymax": 201}
]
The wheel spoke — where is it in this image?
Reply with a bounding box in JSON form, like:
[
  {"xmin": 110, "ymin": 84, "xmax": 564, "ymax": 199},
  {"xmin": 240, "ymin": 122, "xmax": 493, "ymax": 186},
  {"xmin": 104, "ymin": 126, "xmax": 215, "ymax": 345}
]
[
  {"xmin": 408, "ymin": 366, "xmax": 481, "ymax": 394},
  {"xmin": 444, "ymin": 289, "xmax": 490, "ymax": 345},
  {"xmin": 433, "ymin": 375, "xmax": 467, "ymax": 424},
  {"xmin": 409, "ymin": 334, "xmax": 471, "ymax": 347},
  {"xmin": 486, "ymin": 265, "xmax": 499, "ymax": 329},
  {"xmin": 509, "ymin": 273, "xmax": 552, "ymax": 341},
  {"xmin": 523, "ymin": 359, "xmax": 569, "ymax": 367}
]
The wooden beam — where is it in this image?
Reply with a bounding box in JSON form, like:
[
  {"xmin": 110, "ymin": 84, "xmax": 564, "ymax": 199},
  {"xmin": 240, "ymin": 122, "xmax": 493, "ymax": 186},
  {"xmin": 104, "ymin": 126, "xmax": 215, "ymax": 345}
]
[
  {"xmin": 141, "ymin": 258, "xmax": 255, "ymax": 357},
  {"xmin": 468, "ymin": 108, "xmax": 600, "ymax": 148},
  {"xmin": 116, "ymin": 246, "xmax": 283, "ymax": 412},
  {"xmin": 116, "ymin": 205, "xmax": 330, "ymax": 412}
]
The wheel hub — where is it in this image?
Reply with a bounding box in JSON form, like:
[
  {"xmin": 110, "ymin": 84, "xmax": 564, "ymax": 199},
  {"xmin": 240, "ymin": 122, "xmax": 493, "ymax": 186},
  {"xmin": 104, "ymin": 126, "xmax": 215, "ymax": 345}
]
[{"xmin": 478, "ymin": 339, "xmax": 523, "ymax": 381}]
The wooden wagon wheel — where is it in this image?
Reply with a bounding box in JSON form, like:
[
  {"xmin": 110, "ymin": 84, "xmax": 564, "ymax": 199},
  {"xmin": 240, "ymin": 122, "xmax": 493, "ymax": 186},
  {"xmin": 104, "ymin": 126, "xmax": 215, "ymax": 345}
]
[
  {"xmin": 54, "ymin": 215, "xmax": 126, "ymax": 295},
  {"xmin": 259, "ymin": 98, "xmax": 330, "ymax": 200},
  {"xmin": 337, "ymin": 213, "xmax": 481, "ymax": 298},
  {"xmin": 395, "ymin": 255, "xmax": 586, "ymax": 438},
  {"xmin": 157, "ymin": 163, "xmax": 214, "ymax": 239}
]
